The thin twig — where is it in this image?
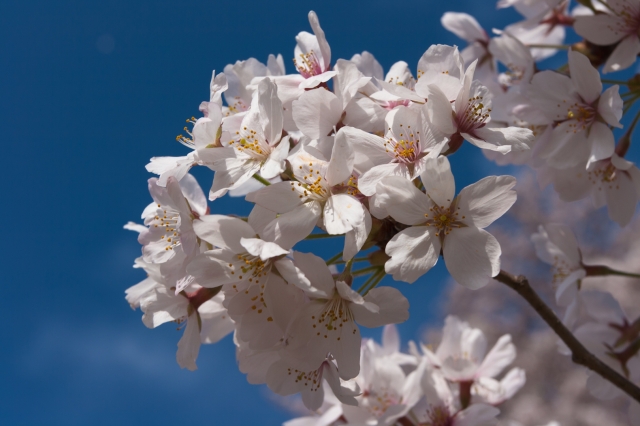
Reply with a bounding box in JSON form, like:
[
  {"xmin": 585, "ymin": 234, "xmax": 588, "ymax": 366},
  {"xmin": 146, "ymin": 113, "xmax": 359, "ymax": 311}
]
[
  {"xmin": 495, "ymin": 270, "xmax": 640, "ymax": 403},
  {"xmin": 251, "ymin": 174, "xmax": 271, "ymax": 186}
]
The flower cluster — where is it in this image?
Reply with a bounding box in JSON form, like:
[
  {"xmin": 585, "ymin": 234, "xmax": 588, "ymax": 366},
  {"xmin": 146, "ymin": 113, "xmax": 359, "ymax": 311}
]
[{"xmin": 124, "ymin": 2, "xmax": 640, "ymax": 425}]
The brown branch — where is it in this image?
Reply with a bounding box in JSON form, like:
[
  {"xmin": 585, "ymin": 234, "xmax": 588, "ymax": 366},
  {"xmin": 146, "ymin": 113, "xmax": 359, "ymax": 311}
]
[{"xmin": 494, "ymin": 270, "xmax": 640, "ymax": 403}]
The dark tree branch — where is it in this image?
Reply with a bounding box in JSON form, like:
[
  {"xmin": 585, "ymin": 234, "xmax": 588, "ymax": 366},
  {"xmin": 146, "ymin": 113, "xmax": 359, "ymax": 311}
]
[{"xmin": 494, "ymin": 269, "xmax": 640, "ymax": 403}]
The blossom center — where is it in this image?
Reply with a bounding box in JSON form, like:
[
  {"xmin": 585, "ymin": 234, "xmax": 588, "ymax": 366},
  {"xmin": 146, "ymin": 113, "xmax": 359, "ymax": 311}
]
[
  {"xmin": 424, "ymin": 205, "xmax": 464, "ymax": 237},
  {"xmin": 230, "ymin": 127, "xmax": 270, "ymax": 159},
  {"xmin": 150, "ymin": 205, "xmax": 181, "ymax": 251},
  {"xmin": 294, "ymin": 50, "xmax": 323, "ymax": 78},
  {"xmin": 426, "ymin": 404, "xmax": 453, "ymax": 426},
  {"xmin": 566, "ymin": 103, "xmax": 596, "ymax": 129},
  {"xmin": 232, "ymin": 253, "xmax": 270, "ymax": 282},
  {"xmin": 456, "ymin": 95, "xmax": 491, "ymax": 134},
  {"xmin": 385, "ymin": 124, "xmax": 421, "ymax": 164}
]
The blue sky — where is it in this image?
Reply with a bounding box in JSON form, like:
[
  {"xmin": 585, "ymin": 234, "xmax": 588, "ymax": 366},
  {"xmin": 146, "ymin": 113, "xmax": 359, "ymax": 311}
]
[{"xmin": 2, "ymin": 1, "xmax": 638, "ymax": 425}]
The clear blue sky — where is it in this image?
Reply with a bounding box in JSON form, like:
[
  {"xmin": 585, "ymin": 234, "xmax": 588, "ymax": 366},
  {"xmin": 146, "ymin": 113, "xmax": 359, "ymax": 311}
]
[{"xmin": 2, "ymin": 1, "xmax": 635, "ymax": 425}]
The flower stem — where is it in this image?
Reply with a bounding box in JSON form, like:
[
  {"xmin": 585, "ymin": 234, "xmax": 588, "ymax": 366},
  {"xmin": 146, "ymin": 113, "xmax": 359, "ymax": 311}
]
[
  {"xmin": 526, "ymin": 44, "xmax": 570, "ymax": 50},
  {"xmin": 352, "ymin": 265, "xmax": 381, "ymax": 277},
  {"xmin": 362, "ymin": 269, "xmax": 386, "ymax": 296},
  {"xmin": 325, "ymin": 252, "xmax": 343, "ymax": 265},
  {"xmin": 584, "ymin": 264, "xmax": 640, "ymax": 279},
  {"xmin": 251, "ymin": 174, "xmax": 271, "ymax": 186},
  {"xmin": 617, "ymin": 108, "xmax": 640, "ymax": 157},
  {"xmin": 356, "ymin": 268, "xmax": 383, "ymax": 294},
  {"xmin": 495, "ymin": 270, "xmax": 640, "ymax": 403},
  {"xmin": 304, "ymin": 233, "xmax": 338, "ymax": 240}
]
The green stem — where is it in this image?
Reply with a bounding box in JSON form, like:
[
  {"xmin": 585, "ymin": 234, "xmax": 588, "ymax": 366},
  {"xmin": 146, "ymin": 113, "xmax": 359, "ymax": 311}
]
[
  {"xmin": 305, "ymin": 233, "xmax": 338, "ymax": 240},
  {"xmin": 356, "ymin": 268, "xmax": 383, "ymax": 293},
  {"xmin": 362, "ymin": 269, "xmax": 386, "ymax": 296},
  {"xmin": 325, "ymin": 252, "xmax": 343, "ymax": 265},
  {"xmin": 351, "ymin": 265, "xmax": 380, "ymax": 277},
  {"xmin": 617, "ymin": 108, "xmax": 640, "ymax": 157},
  {"xmin": 252, "ymin": 174, "xmax": 271, "ymax": 186},
  {"xmin": 330, "ymin": 257, "xmax": 370, "ymax": 265}
]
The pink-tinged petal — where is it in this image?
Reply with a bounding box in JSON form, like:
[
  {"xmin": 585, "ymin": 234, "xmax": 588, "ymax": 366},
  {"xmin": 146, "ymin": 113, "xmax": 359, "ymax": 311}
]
[
  {"xmin": 308, "ymin": 11, "xmax": 331, "ymax": 70},
  {"xmin": 421, "ymin": 156, "xmax": 455, "ymax": 208},
  {"xmin": 176, "ymin": 313, "xmax": 201, "ymax": 371},
  {"xmin": 298, "ymin": 70, "xmax": 338, "ymax": 89},
  {"xmin": 292, "ymin": 251, "xmax": 335, "ymax": 297},
  {"xmin": 351, "ymin": 286, "xmax": 409, "ymax": 328},
  {"xmin": 574, "ymin": 14, "xmax": 626, "ymax": 45},
  {"xmin": 539, "ymin": 223, "xmax": 582, "ymax": 266},
  {"xmin": 338, "ymin": 126, "xmax": 390, "ymax": 173},
  {"xmin": 470, "ymin": 126, "xmax": 533, "ymax": 153},
  {"xmin": 193, "ymin": 215, "xmax": 255, "ymax": 252},
  {"xmin": 588, "ymin": 122, "xmax": 615, "ymax": 164},
  {"xmin": 240, "ymin": 238, "xmax": 288, "ymax": 261},
  {"xmin": 569, "ymin": 50, "xmax": 602, "ymax": 104},
  {"xmin": 323, "ymin": 362, "xmax": 360, "ymax": 407},
  {"xmin": 334, "ymin": 59, "xmax": 370, "ymax": 109},
  {"xmin": 265, "ymin": 359, "xmax": 307, "ymax": 397},
  {"xmin": 261, "ymin": 201, "xmax": 322, "ymax": 250},
  {"xmin": 324, "ymin": 193, "xmax": 365, "ymax": 235},
  {"xmin": 178, "ymin": 173, "xmax": 207, "ymax": 216},
  {"xmin": 454, "ymin": 403, "xmax": 500, "ymax": 426},
  {"xmin": 455, "ymin": 59, "xmax": 477, "ymax": 117},
  {"xmin": 605, "ymin": 34, "xmax": 640, "ymax": 73},
  {"xmin": 377, "ymin": 176, "xmax": 432, "ymax": 225},
  {"xmin": 359, "ymin": 163, "xmax": 411, "ymax": 196},
  {"xmin": 247, "ymin": 181, "xmax": 304, "ymax": 213},
  {"xmin": 326, "ymin": 131, "xmax": 355, "ymax": 187},
  {"xmin": 385, "ymin": 227, "xmax": 440, "ymax": 284},
  {"xmin": 258, "ymin": 78, "xmax": 283, "ymax": 145},
  {"xmin": 332, "ymin": 321, "xmax": 362, "ymax": 380},
  {"xmin": 477, "ymin": 334, "xmax": 516, "ymax": 378},
  {"xmin": 425, "ymin": 84, "xmax": 457, "ymax": 135},
  {"xmin": 598, "ymin": 85, "xmax": 623, "ymax": 128},
  {"xmin": 456, "ymin": 175, "xmax": 517, "ymax": 229},
  {"xmin": 260, "ymin": 136, "xmax": 290, "ymax": 179},
  {"xmin": 416, "ymin": 44, "xmax": 464, "ymax": 100},
  {"xmin": 443, "ymin": 227, "xmax": 501, "ymax": 290},
  {"xmin": 605, "ymin": 171, "xmax": 638, "ymax": 226},
  {"xmin": 441, "ymin": 13, "xmax": 486, "ymax": 42},
  {"xmin": 292, "ymin": 88, "xmax": 342, "ymax": 139}
]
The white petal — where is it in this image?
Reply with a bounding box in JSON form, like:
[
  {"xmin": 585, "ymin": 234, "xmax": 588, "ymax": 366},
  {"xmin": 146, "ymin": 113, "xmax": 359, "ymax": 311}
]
[
  {"xmin": 385, "ymin": 227, "xmax": 440, "ymax": 284},
  {"xmin": 456, "ymin": 175, "xmax": 517, "ymax": 229},
  {"xmin": 455, "ymin": 403, "xmax": 500, "ymax": 426},
  {"xmin": 176, "ymin": 313, "xmax": 201, "ymax": 371},
  {"xmin": 248, "ymin": 181, "xmax": 304, "ymax": 213},
  {"xmin": 326, "ymin": 130, "xmax": 355, "ymax": 187},
  {"xmin": 308, "ymin": 11, "xmax": 331, "ymax": 70},
  {"xmin": 338, "ymin": 126, "xmax": 390, "ymax": 172},
  {"xmin": 441, "ymin": 13, "xmax": 486, "ymax": 42},
  {"xmin": 604, "ymin": 35, "xmax": 640, "ymax": 74},
  {"xmin": 421, "ymin": 156, "xmax": 455, "ymax": 208},
  {"xmin": 443, "ymin": 227, "xmax": 501, "ymax": 290},
  {"xmin": 588, "ymin": 121, "xmax": 615, "ymax": 164},
  {"xmin": 470, "ymin": 126, "xmax": 533, "ymax": 153},
  {"xmin": 574, "ymin": 14, "xmax": 625, "ymax": 45},
  {"xmin": 605, "ymin": 171, "xmax": 638, "ymax": 226},
  {"xmin": 261, "ymin": 201, "xmax": 322, "ymax": 249},
  {"xmin": 424, "ymin": 84, "xmax": 457, "ymax": 135},
  {"xmin": 292, "ymin": 89, "xmax": 341, "ymax": 139},
  {"xmin": 351, "ymin": 286, "xmax": 409, "ymax": 328},
  {"xmin": 358, "ymin": 163, "xmax": 411, "ymax": 196},
  {"xmin": 598, "ymin": 85, "xmax": 624, "ymax": 128},
  {"xmin": 569, "ymin": 50, "xmax": 602, "ymax": 104},
  {"xmin": 292, "ymin": 251, "xmax": 335, "ymax": 297},
  {"xmin": 193, "ymin": 215, "xmax": 256, "ymax": 252},
  {"xmin": 377, "ymin": 176, "xmax": 432, "ymax": 225},
  {"xmin": 477, "ymin": 334, "xmax": 516, "ymax": 378},
  {"xmin": 240, "ymin": 237, "xmax": 289, "ymax": 260},
  {"xmin": 258, "ymin": 78, "xmax": 283, "ymax": 145}
]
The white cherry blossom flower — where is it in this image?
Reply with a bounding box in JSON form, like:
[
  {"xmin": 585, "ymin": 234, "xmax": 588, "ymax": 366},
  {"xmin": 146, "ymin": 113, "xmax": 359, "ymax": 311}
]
[
  {"xmin": 247, "ymin": 145, "xmax": 372, "ymax": 260},
  {"xmin": 574, "ymin": 0, "xmax": 640, "ymax": 73},
  {"xmin": 423, "ymin": 316, "xmax": 518, "ymax": 385},
  {"xmin": 203, "ymin": 78, "xmax": 290, "ymax": 200},
  {"xmin": 336, "ymin": 105, "xmax": 447, "ymax": 197},
  {"xmin": 524, "ymin": 50, "xmax": 623, "ymax": 168},
  {"xmin": 287, "ymin": 252, "xmax": 409, "ymax": 380},
  {"xmin": 426, "ymin": 60, "xmax": 533, "ymax": 154},
  {"xmin": 377, "ymin": 156, "xmax": 516, "ymax": 289},
  {"xmin": 531, "ymin": 223, "xmax": 586, "ymax": 306},
  {"xmin": 541, "ymin": 154, "xmax": 640, "ymax": 226},
  {"xmin": 137, "ymin": 175, "xmax": 205, "ymax": 264},
  {"xmin": 140, "ymin": 282, "xmax": 232, "ymax": 371}
]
